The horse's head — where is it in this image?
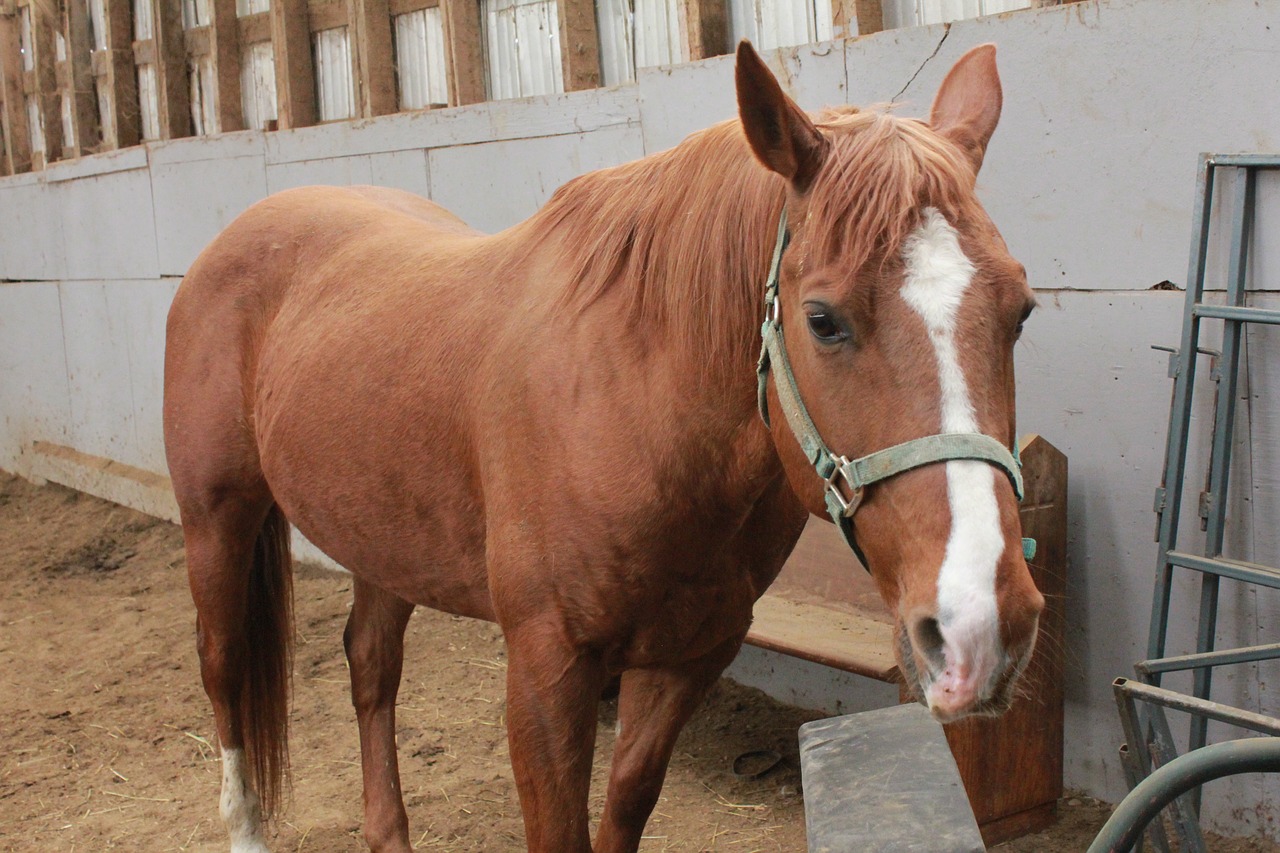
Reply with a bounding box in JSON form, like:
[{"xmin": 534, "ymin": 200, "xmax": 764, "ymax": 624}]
[{"xmin": 738, "ymin": 42, "xmax": 1043, "ymax": 722}]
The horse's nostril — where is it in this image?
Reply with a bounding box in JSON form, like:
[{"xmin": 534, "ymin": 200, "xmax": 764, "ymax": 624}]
[{"xmin": 911, "ymin": 615, "xmax": 947, "ymax": 672}]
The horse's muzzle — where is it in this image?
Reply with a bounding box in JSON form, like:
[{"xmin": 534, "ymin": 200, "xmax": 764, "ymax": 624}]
[{"xmin": 897, "ymin": 610, "xmax": 1040, "ymax": 723}]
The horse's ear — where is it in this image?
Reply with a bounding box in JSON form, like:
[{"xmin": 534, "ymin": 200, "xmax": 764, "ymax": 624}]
[
  {"xmin": 929, "ymin": 43, "xmax": 1002, "ymax": 174},
  {"xmin": 735, "ymin": 40, "xmax": 827, "ymax": 191}
]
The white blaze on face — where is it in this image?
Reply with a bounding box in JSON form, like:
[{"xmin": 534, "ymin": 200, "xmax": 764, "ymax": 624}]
[{"xmin": 900, "ymin": 207, "xmax": 1005, "ymax": 696}]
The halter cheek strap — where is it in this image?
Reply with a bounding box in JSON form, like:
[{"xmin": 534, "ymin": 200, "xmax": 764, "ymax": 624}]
[{"xmin": 755, "ymin": 209, "xmax": 1035, "ymax": 569}]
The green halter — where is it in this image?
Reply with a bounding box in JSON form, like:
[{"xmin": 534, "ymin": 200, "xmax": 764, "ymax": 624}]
[{"xmin": 754, "ymin": 210, "xmax": 1035, "ymax": 568}]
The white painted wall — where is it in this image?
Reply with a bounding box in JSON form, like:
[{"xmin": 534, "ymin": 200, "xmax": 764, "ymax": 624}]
[{"xmin": 3, "ymin": 0, "xmax": 1280, "ymax": 836}]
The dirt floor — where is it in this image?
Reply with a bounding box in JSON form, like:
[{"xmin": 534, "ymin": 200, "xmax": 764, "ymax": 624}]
[{"xmin": 0, "ymin": 472, "xmax": 1276, "ymax": 852}]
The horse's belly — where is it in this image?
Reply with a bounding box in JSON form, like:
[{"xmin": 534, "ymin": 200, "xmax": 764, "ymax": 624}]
[{"xmin": 254, "ymin": 316, "xmax": 493, "ymax": 619}]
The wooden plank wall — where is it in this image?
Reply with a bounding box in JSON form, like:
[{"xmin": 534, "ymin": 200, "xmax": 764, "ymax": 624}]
[{"xmin": 0, "ymin": 0, "xmax": 1092, "ymax": 172}]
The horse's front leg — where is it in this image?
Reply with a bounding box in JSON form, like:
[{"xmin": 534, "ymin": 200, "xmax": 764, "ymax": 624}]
[
  {"xmin": 504, "ymin": 618, "xmax": 609, "ymax": 853},
  {"xmin": 593, "ymin": 634, "xmax": 746, "ymax": 853},
  {"xmin": 343, "ymin": 577, "xmax": 416, "ymax": 852}
]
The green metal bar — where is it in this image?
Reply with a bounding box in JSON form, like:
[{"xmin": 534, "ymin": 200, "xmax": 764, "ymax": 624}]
[
  {"xmin": 1087, "ymin": 738, "xmax": 1280, "ymax": 853},
  {"xmin": 1166, "ymin": 551, "xmax": 1280, "ymax": 589},
  {"xmin": 1192, "ymin": 167, "xmax": 1256, "ymax": 761},
  {"xmin": 1193, "ymin": 304, "xmax": 1280, "ymax": 325},
  {"xmin": 1116, "ymin": 679, "xmax": 1280, "ymax": 737},
  {"xmin": 1114, "ymin": 679, "xmax": 1206, "ymax": 853},
  {"xmin": 1148, "ymin": 154, "xmax": 1217, "ymax": 667},
  {"xmin": 1209, "ymin": 154, "xmax": 1280, "ymax": 168},
  {"xmin": 1136, "ymin": 642, "xmax": 1280, "ymax": 676}
]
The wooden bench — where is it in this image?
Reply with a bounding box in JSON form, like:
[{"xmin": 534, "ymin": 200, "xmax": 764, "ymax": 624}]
[{"xmin": 745, "ymin": 435, "xmax": 1068, "ymax": 845}]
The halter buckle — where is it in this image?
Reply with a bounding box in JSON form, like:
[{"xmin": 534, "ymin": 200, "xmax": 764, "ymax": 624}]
[{"xmin": 823, "ymin": 459, "xmax": 864, "ymax": 518}]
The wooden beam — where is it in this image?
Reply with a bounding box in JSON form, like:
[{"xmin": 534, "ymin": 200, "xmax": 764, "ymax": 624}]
[
  {"xmin": 347, "ymin": 0, "xmax": 395, "ymax": 116},
  {"xmin": 207, "ymin": 0, "xmax": 243, "ymax": 131},
  {"xmin": 832, "ymin": 0, "xmax": 882, "ymax": 39},
  {"xmin": 100, "ymin": 0, "xmax": 141, "ymax": 148},
  {"xmin": 308, "ymin": 1, "xmax": 347, "ymax": 32},
  {"xmin": 28, "ymin": 0, "xmax": 63, "ymax": 162},
  {"xmin": 387, "ymin": 0, "xmax": 436, "ymax": 16},
  {"xmin": 556, "ymin": 0, "xmax": 598, "ymax": 92},
  {"xmin": 152, "ymin": 0, "xmax": 192, "ymax": 138},
  {"xmin": 439, "ymin": 0, "xmax": 481, "ymax": 106},
  {"xmin": 237, "ymin": 10, "xmax": 270, "ymax": 43},
  {"xmin": 269, "ymin": 0, "xmax": 314, "ymax": 128},
  {"xmin": 0, "ymin": 4, "xmax": 33, "ymax": 172},
  {"xmin": 62, "ymin": 0, "xmax": 101, "ymax": 155},
  {"xmin": 682, "ymin": 0, "xmax": 727, "ymax": 61}
]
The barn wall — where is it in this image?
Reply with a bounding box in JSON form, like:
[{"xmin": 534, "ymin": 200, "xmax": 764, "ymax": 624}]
[{"xmin": 3, "ymin": 0, "xmax": 1280, "ymax": 835}]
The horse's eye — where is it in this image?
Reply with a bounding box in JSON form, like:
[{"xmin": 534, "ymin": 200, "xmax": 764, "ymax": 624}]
[
  {"xmin": 806, "ymin": 311, "xmax": 847, "ymax": 343},
  {"xmin": 1016, "ymin": 303, "xmax": 1034, "ymax": 336}
]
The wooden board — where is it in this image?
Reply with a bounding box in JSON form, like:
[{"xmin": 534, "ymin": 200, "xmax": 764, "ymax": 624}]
[
  {"xmin": 0, "ymin": 5, "xmax": 32, "ymax": 174},
  {"xmin": 747, "ymin": 594, "xmax": 898, "ymax": 682},
  {"xmin": 556, "ymin": 0, "xmax": 599, "ymax": 92},
  {"xmin": 270, "ymin": 0, "xmax": 316, "ymax": 128}
]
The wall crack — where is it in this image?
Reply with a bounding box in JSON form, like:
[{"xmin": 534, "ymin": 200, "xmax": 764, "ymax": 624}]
[{"xmin": 892, "ymin": 24, "xmax": 951, "ymax": 104}]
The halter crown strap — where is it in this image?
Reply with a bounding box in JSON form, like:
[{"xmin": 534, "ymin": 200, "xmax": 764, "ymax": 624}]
[{"xmin": 755, "ymin": 209, "xmax": 1033, "ymax": 566}]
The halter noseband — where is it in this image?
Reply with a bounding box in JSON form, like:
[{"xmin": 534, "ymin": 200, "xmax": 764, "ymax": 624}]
[{"xmin": 754, "ymin": 210, "xmax": 1035, "ymax": 570}]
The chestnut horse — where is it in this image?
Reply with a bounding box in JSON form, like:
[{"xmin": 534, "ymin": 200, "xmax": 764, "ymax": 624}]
[{"xmin": 164, "ymin": 41, "xmax": 1043, "ymax": 853}]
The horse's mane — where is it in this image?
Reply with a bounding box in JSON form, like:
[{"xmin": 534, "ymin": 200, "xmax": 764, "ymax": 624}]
[{"xmin": 519, "ymin": 106, "xmax": 979, "ymax": 368}]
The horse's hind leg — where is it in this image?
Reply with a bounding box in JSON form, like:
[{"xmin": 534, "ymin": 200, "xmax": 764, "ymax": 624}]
[
  {"xmin": 343, "ymin": 577, "xmax": 415, "ymax": 852},
  {"xmin": 181, "ymin": 486, "xmax": 290, "ymax": 853},
  {"xmin": 593, "ymin": 634, "xmax": 745, "ymax": 853}
]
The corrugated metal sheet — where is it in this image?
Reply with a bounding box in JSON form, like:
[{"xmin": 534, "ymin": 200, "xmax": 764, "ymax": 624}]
[
  {"xmin": 597, "ymin": 0, "xmax": 684, "ymax": 87},
  {"xmin": 182, "ymin": 0, "xmax": 211, "ymax": 28},
  {"xmin": 633, "ymin": 0, "xmax": 681, "ymax": 68},
  {"xmin": 56, "ymin": 31, "xmax": 74, "ymax": 148},
  {"xmin": 138, "ymin": 64, "xmax": 160, "ymax": 139},
  {"xmin": 27, "ymin": 99, "xmax": 44, "ymax": 155},
  {"xmin": 182, "ymin": 0, "xmax": 216, "ymax": 133},
  {"xmin": 240, "ymin": 41, "xmax": 278, "ymax": 128},
  {"xmin": 883, "ymin": 0, "xmax": 1028, "ymax": 28},
  {"xmin": 482, "ymin": 0, "xmax": 562, "ymax": 100},
  {"xmin": 189, "ymin": 57, "xmax": 217, "ymax": 133},
  {"xmin": 314, "ymin": 26, "xmax": 355, "ymax": 121},
  {"xmin": 19, "ymin": 6, "xmax": 32, "ymax": 72},
  {"xmin": 133, "ymin": 0, "xmax": 160, "ymax": 139},
  {"xmin": 86, "ymin": 0, "xmax": 111, "ymax": 143},
  {"xmin": 595, "ymin": 0, "xmax": 633, "ymax": 86},
  {"xmin": 730, "ymin": 0, "xmax": 832, "ymax": 51},
  {"xmin": 236, "ymin": 0, "xmax": 270, "ymax": 16},
  {"xmin": 133, "ymin": 0, "xmax": 154, "ymax": 39},
  {"xmin": 88, "ymin": 0, "xmax": 107, "ymax": 50},
  {"xmin": 96, "ymin": 75, "xmax": 114, "ymax": 146},
  {"xmin": 20, "ymin": 6, "xmax": 41, "ymax": 154},
  {"xmin": 394, "ymin": 8, "xmax": 448, "ymax": 109}
]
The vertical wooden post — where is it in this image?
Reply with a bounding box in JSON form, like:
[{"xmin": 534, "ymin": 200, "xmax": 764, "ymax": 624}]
[
  {"xmin": 682, "ymin": 0, "xmax": 727, "ymax": 61},
  {"xmin": 439, "ymin": 0, "xmax": 481, "ymax": 106},
  {"xmin": 101, "ymin": 0, "xmax": 141, "ymax": 147},
  {"xmin": 347, "ymin": 0, "xmax": 395, "ymax": 116},
  {"xmin": 28, "ymin": 0, "xmax": 64, "ymax": 163},
  {"xmin": 832, "ymin": 0, "xmax": 881, "ymax": 39},
  {"xmin": 63, "ymin": 0, "xmax": 102, "ymax": 154},
  {"xmin": 207, "ymin": 0, "xmax": 242, "ymax": 131},
  {"xmin": 0, "ymin": 0, "xmax": 33, "ymax": 173},
  {"xmin": 152, "ymin": 0, "xmax": 191, "ymax": 136},
  {"xmin": 556, "ymin": 0, "xmax": 598, "ymax": 91},
  {"xmin": 269, "ymin": 0, "xmax": 314, "ymax": 128}
]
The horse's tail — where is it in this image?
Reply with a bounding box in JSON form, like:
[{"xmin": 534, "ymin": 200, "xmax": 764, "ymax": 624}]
[{"xmin": 240, "ymin": 503, "xmax": 294, "ymax": 819}]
